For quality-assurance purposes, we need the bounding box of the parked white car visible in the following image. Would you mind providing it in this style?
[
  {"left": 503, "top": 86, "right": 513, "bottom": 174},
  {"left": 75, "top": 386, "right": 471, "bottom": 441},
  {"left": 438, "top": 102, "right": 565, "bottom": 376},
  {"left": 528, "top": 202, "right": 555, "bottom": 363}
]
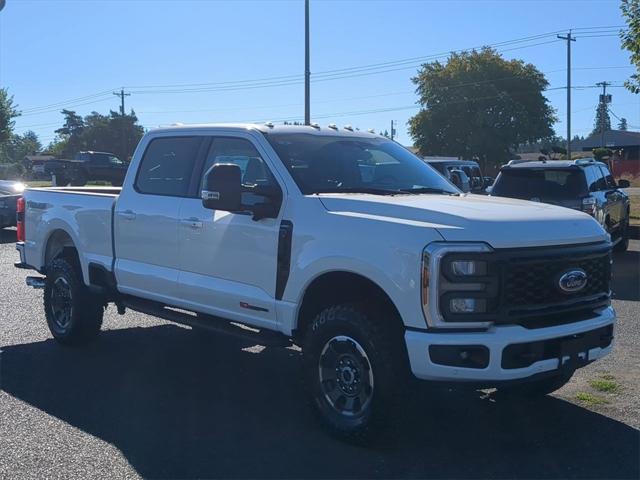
[{"left": 16, "top": 124, "right": 616, "bottom": 439}]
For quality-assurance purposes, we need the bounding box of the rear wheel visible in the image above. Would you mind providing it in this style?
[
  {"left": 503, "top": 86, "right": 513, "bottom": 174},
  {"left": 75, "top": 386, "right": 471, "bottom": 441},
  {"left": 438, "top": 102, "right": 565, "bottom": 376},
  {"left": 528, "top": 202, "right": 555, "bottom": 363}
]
[
  {"left": 44, "top": 257, "right": 104, "bottom": 345},
  {"left": 303, "top": 304, "right": 404, "bottom": 440}
]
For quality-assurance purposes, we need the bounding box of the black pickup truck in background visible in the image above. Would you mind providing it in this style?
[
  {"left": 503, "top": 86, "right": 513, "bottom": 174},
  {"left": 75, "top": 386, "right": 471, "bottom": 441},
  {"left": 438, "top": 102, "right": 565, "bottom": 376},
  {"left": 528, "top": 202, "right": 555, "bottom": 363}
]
[{"left": 42, "top": 151, "right": 129, "bottom": 186}]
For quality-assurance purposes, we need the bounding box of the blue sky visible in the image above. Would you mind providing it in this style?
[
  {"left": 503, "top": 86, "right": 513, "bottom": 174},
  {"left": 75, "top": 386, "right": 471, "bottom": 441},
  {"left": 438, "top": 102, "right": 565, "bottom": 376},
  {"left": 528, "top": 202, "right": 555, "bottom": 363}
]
[{"left": 1, "top": 0, "right": 638, "bottom": 147}]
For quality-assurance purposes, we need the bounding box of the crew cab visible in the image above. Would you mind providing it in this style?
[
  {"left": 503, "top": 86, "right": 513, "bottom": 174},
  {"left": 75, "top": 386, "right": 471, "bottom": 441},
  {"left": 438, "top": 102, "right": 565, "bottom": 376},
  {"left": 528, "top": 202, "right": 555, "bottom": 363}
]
[
  {"left": 15, "top": 124, "right": 616, "bottom": 439},
  {"left": 43, "top": 151, "right": 128, "bottom": 186}
]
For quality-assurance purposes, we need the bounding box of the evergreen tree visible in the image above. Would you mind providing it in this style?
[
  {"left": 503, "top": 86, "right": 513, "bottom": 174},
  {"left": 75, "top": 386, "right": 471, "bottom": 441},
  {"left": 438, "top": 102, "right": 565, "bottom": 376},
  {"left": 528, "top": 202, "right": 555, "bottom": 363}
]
[
  {"left": 591, "top": 103, "right": 611, "bottom": 136},
  {"left": 618, "top": 117, "right": 628, "bottom": 131}
]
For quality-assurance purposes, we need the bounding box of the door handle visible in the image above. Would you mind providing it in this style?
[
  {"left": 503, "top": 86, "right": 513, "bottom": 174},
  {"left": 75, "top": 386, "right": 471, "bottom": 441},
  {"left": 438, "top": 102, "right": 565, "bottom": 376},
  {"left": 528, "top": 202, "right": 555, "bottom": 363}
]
[
  {"left": 181, "top": 217, "right": 203, "bottom": 229},
  {"left": 118, "top": 210, "right": 136, "bottom": 221}
]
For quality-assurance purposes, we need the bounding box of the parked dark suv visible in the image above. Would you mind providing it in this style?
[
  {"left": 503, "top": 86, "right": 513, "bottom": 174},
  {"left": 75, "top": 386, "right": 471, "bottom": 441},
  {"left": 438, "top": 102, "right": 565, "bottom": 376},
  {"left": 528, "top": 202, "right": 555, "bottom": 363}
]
[
  {"left": 424, "top": 158, "right": 486, "bottom": 193},
  {"left": 490, "top": 158, "right": 631, "bottom": 251}
]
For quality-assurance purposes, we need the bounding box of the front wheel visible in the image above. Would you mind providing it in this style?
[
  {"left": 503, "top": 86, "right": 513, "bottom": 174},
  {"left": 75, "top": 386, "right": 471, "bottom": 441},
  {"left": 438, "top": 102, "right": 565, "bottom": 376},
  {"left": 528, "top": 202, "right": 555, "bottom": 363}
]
[
  {"left": 44, "top": 258, "right": 104, "bottom": 345},
  {"left": 302, "top": 304, "right": 403, "bottom": 440}
]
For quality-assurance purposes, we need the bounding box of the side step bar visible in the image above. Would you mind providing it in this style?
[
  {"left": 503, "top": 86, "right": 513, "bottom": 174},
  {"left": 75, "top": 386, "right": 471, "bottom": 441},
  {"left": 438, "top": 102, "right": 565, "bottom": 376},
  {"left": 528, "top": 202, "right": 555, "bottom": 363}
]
[
  {"left": 122, "top": 296, "right": 291, "bottom": 348},
  {"left": 26, "top": 276, "right": 46, "bottom": 289}
]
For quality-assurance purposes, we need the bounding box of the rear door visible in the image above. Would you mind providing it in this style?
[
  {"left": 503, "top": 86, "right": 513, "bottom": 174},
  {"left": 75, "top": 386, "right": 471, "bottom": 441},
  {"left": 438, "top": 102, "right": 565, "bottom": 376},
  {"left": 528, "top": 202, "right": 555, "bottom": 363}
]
[
  {"left": 114, "top": 135, "right": 206, "bottom": 302},
  {"left": 176, "top": 134, "right": 284, "bottom": 330}
]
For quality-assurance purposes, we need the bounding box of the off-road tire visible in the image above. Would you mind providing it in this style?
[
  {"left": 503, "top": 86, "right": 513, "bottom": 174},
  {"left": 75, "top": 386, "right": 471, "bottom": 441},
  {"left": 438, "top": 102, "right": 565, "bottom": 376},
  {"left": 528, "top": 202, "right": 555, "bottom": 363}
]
[
  {"left": 302, "top": 304, "right": 404, "bottom": 441},
  {"left": 44, "top": 258, "right": 104, "bottom": 345}
]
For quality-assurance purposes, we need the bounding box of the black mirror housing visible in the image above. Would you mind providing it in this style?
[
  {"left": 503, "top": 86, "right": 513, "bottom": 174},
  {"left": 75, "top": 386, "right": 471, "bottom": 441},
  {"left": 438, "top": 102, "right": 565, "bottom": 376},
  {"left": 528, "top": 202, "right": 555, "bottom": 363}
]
[
  {"left": 618, "top": 179, "right": 631, "bottom": 189},
  {"left": 202, "top": 163, "right": 242, "bottom": 212}
]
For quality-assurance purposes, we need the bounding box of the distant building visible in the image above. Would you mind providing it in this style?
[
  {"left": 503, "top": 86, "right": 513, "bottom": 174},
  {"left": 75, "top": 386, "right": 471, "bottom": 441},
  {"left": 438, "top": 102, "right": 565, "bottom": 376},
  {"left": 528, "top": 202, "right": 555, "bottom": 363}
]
[{"left": 574, "top": 130, "right": 640, "bottom": 177}]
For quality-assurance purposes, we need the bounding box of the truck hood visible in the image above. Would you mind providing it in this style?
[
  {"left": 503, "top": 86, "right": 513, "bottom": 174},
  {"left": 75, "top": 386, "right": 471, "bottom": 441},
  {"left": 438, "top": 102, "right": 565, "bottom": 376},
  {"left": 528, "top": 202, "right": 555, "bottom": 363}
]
[{"left": 318, "top": 193, "right": 607, "bottom": 248}]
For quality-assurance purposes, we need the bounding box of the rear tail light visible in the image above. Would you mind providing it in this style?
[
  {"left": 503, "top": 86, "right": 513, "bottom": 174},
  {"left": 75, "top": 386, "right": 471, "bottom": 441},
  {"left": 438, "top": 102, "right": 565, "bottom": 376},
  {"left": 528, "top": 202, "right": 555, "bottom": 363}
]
[
  {"left": 581, "top": 196, "right": 596, "bottom": 216},
  {"left": 16, "top": 197, "right": 25, "bottom": 242}
]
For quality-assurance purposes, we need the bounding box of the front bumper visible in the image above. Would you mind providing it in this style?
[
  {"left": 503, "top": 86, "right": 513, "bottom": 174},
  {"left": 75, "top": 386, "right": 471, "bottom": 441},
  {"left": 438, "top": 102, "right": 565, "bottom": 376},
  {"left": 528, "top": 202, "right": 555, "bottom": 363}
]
[{"left": 405, "top": 306, "right": 615, "bottom": 382}]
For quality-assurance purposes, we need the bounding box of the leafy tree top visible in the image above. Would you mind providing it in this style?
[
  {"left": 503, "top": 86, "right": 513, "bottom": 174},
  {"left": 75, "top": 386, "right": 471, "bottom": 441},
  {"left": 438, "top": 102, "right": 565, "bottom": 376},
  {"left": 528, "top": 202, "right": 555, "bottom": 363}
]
[
  {"left": 621, "top": 0, "right": 640, "bottom": 93},
  {"left": 409, "top": 47, "right": 556, "bottom": 166},
  {"left": 0, "top": 88, "right": 20, "bottom": 144}
]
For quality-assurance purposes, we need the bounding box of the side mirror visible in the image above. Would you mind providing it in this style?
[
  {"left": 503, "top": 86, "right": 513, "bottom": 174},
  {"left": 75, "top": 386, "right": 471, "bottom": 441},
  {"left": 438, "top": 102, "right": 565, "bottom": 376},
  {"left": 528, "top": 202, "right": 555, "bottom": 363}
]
[
  {"left": 618, "top": 179, "right": 630, "bottom": 189},
  {"left": 202, "top": 163, "right": 242, "bottom": 212}
]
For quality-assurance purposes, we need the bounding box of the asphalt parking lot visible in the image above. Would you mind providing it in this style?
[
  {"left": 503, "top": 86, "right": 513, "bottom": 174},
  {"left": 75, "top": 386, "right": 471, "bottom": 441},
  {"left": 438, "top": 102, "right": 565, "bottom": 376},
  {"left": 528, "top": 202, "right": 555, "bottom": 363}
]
[{"left": 1, "top": 228, "right": 638, "bottom": 479}]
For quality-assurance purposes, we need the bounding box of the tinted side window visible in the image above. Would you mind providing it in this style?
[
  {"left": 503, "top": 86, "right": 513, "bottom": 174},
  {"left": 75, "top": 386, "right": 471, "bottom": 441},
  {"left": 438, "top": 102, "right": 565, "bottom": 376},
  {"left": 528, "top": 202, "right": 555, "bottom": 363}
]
[
  {"left": 136, "top": 137, "right": 202, "bottom": 196},
  {"left": 599, "top": 166, "right": 617, "bottom": 189},
  {"left": 201, "top": 137, "right": 278, "bottom": 206},
  {"left": 92, "top": 154, "right": 109, "bottom": 164}
]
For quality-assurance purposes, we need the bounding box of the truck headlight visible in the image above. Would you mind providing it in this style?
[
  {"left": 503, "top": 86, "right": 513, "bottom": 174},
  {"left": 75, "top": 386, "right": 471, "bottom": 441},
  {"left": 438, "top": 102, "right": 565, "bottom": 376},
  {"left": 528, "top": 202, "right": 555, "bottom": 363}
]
[
  {"left": 450, "top": 260, "right": 487, "bottom": 276},
  {"left": 422, "top": 243, "right": 496, "bottom": 329}
]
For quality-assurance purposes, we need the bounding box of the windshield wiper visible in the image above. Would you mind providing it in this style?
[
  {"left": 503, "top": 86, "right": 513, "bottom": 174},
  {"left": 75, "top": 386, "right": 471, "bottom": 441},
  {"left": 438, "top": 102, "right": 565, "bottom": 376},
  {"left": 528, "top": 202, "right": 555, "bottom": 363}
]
[
  {"left": 398, "top": 187, "right": 459, "bottom": 195},
  {"left": 311, "top": 187, "right": 400, "bottom": 196}
]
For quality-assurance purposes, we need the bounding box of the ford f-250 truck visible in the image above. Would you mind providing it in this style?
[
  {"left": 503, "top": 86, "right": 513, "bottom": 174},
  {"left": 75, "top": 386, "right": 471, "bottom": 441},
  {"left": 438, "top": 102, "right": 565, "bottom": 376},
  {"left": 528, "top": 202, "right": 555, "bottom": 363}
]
[{"left": 15, "top": 124, "right": 616, "bottom": 439}]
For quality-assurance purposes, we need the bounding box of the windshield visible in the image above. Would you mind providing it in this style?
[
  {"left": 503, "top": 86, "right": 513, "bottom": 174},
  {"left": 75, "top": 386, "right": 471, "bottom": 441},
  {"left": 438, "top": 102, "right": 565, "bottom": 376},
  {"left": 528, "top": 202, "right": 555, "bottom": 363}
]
[
  {"left": 492, "top": 168, "right": 588, "bottom": 200},
  {"left": 265, "top": 133, "right": 459, "bottom": 195}
]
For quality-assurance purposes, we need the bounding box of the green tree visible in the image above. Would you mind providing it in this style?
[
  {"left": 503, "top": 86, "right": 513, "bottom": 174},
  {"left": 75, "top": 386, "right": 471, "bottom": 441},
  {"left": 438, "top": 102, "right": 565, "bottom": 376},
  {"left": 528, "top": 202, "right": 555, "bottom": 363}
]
[
  {"left": 55, "top": 109, "right": 85, "bottom": 157},
  {"left": 409, "top": 48, "right": 555, "bottom": 168},
  {"left": 52, "top": 109, "right": 144, "bottom": 160},
  {"left": 592, "top": 102, "right": 612, "bottom": 136},
  {"left": 593, "top": 147, "right": 613, "bottom": 161},
  {"left": 621, "top": 0, "right": 640, "bottom": 93},
  {"left": 618, "top": 117, "right": 628, "bottom": 130},
  {"left": 0, "top": 88, "right": 20, "bottom": 144}
]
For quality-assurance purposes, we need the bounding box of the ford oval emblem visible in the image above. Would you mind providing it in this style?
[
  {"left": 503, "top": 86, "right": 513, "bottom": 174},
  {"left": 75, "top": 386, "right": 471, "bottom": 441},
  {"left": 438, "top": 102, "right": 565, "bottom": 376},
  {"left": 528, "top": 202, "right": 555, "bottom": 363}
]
[{"left": 558, "top": 269, "right": 588, "bottom": 293}]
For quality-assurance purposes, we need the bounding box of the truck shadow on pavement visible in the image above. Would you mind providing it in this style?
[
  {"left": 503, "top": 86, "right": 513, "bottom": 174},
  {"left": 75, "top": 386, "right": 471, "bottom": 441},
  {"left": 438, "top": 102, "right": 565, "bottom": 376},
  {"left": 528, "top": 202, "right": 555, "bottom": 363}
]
[{"left": 1, "top": 324, "right": 638, "bottom": 479}]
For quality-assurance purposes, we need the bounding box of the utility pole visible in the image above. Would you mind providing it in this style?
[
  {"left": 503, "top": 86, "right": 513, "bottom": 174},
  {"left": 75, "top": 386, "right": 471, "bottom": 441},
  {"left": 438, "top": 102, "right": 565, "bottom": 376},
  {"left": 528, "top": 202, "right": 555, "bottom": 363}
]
[
  {"left": 113, "top": 88, "right": 131, "bottom": 160},
  {"left": 390, "top": 120, "right": 396, "bottom": 141},
  {"left": 113, "top": 88, "right": 130, "bottom": 116},
  {"left": 557, "top": 31, "right": 576, "bottom": 159},
  {"left": 596, "top": 81, "right": 612, "bottom": 148},
  {"left": 304, "top": 0, "right": 310, "bottom": 125}
]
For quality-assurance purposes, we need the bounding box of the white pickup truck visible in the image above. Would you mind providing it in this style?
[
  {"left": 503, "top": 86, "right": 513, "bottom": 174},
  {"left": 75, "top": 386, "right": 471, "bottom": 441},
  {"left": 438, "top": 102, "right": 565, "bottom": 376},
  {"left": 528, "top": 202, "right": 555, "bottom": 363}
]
[{"left": 15, "top": 124, "right": 616, "bottom": 438}]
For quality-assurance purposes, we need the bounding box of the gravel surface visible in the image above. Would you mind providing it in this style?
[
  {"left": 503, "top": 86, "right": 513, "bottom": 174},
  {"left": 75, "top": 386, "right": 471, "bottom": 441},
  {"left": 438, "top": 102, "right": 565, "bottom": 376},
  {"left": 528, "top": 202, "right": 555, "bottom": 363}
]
[{"left": 1, "top": 228, "right": 638, "bottom": 479}]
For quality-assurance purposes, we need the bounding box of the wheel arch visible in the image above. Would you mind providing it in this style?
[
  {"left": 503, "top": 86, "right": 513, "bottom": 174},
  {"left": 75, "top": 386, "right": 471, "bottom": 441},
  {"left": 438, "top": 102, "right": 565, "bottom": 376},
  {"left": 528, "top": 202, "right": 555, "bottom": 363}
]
[
  {"left": 294, "top": 270, "right": 405, "bottom": 345},
  {"left": 43, "top": 228, "right": 81, "bottom": 276}
]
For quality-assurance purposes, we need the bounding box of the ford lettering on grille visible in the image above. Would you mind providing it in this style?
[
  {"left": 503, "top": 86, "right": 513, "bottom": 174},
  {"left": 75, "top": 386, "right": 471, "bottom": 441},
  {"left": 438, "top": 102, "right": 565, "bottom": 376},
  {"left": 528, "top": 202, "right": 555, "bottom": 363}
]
[{"left": 558, "top": 269, "right": 588, "bottom": 293}]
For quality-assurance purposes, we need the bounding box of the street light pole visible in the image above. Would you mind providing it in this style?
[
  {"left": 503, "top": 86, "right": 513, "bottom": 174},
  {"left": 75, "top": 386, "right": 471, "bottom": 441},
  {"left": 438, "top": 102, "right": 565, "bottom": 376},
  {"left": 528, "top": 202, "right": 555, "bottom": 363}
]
[{"left": 304, "top": 0, "right": 310, "bottom": 125}]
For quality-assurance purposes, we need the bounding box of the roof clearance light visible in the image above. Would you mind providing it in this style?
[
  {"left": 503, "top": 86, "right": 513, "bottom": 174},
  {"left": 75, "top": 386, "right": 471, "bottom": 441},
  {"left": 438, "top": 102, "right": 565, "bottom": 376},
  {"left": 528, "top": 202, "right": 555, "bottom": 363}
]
[
  {"left": 367, "top": 128, "right": 375, "bottom": 134},
  {"left": 310, "top": 123, "right": 320, "bottom": 129},
  {"left": 264, "top": 121, "right": 274, "bottom": 128},
  {"left": 328, "top": 123, "right": 338, "bottom": 130},
  {"left": 344, "top": 125, "right": 353, "bottom": 131}
]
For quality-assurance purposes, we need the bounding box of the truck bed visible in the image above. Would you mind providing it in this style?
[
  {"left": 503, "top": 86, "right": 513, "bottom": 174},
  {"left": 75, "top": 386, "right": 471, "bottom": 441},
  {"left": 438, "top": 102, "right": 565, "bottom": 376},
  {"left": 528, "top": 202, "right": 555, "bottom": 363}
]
[{"left": 22, "top": 187, "right": 120, "bottom": 284}]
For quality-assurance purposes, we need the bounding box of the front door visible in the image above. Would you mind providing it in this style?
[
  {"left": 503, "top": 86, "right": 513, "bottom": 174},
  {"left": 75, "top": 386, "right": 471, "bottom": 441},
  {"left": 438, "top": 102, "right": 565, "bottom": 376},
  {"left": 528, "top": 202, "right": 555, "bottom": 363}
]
[{"left": 177, "top": 135, "right": 284, "bottom": 330}]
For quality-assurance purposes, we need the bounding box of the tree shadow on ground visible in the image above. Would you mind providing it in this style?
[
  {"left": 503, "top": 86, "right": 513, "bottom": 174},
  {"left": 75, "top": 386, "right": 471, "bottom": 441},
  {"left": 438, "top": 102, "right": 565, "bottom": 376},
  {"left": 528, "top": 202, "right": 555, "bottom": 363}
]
[{"left": 2, "top": 325, "right": 638, "bottom": 479}]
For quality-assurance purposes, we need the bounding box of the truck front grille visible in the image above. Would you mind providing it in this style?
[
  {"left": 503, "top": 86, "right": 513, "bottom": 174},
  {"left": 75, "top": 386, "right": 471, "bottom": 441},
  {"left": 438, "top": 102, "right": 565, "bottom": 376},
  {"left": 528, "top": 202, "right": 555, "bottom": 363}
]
[{"left": 498, "top": 243, "right": 611, "bottom": 325}]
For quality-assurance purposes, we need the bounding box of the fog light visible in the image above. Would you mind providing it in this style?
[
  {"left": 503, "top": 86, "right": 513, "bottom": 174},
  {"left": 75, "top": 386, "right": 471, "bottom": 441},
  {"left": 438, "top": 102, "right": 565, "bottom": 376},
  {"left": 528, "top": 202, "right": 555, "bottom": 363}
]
[
  {"left": 451, "top": 260, "right": 486, "bottom": 276},
  {"left": 450, "top": 298, "right": 487, "bottom": 313}
]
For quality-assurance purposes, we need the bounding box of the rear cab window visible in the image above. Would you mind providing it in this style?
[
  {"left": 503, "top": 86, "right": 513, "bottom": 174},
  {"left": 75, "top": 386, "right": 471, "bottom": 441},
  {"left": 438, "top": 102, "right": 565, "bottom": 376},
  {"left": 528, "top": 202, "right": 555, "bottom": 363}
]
[
  {"left": 493, "top": 168, "right": 588, "bottom": 200},
  {"left": 135, "top": 136, "right": 203, "bottom": 197}
]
